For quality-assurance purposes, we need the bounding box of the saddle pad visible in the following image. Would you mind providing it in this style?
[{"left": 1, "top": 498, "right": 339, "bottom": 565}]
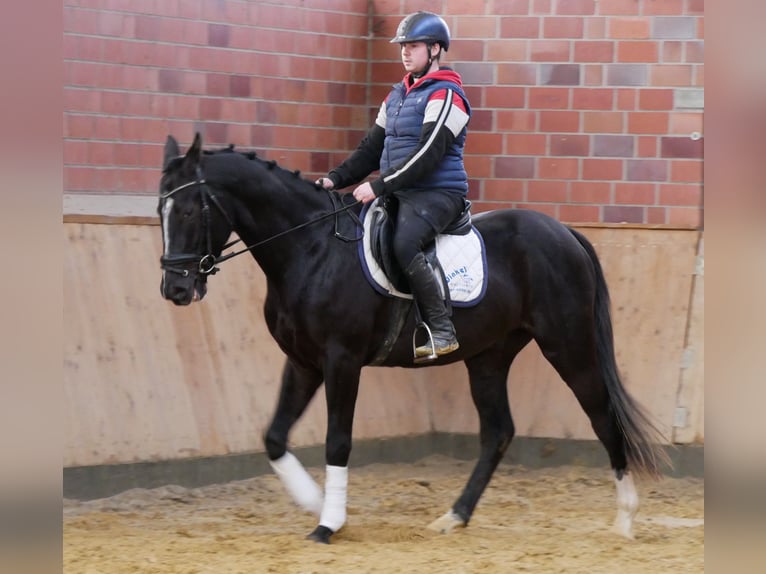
[{"left": 358, "top": 201, "right": 488, "bottom": 307}]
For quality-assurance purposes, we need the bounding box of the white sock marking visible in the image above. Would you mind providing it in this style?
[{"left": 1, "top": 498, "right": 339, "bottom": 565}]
[{"left": 613, "top": 472, "right": 639, "bottom": 539}]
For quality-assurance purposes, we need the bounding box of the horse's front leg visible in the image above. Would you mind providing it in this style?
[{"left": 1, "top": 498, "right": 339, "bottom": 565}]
[
  {"left": 307, "top": 353, "right": 363, "bottom": 544},
  {"left": 265, "top": 358, "right": 324, "bottom": 515}
]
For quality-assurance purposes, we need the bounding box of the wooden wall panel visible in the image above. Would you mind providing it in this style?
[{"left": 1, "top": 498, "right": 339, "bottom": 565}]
[
  {"left": 64, "top": 223, "right": 703, "bottom": 467},
  {"left": 426, "top": 228, "right": 703, "bottom": 444}
]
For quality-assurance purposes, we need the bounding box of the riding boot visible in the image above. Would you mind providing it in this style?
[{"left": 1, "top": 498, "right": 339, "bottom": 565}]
[{"left": 404, "top": 253, "right": 459, "bottom": 359}]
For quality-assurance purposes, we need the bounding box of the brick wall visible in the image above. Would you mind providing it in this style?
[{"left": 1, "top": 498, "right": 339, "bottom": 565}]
[{"left": 64, "top": 0, "right": 704, "bottom": 227}]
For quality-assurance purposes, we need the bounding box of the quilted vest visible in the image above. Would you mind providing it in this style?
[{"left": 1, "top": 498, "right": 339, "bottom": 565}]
[{"left": 381, "top": 78, "right": 471, "bottom": 195}]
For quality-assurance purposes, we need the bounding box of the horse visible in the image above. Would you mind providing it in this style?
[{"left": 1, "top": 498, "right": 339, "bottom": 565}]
[{"left": 157, "top": 133, "right": 668, "bottom": 544}]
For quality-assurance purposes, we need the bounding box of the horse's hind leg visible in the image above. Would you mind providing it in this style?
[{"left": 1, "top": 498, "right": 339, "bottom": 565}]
[
  {"left": 535, "top": 333, "right": 639, "bottom": 538},
  {"left": 264, "top": 358, "right": 324, "bottom": 516},
  {"left": 428, "top": 335, "right": 529, "bottom": 533}
]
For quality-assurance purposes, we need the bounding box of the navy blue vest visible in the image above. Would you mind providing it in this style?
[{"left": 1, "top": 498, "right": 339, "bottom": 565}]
[{"left": 381, "top": 78, "right": 471, "bottom": 195}]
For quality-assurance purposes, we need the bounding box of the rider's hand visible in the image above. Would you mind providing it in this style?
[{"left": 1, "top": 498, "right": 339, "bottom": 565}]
[
  {"left": 316, "top": 177, "right": 335, "bottom": 190},
  {"left": 352, "top": 182, "right": 376, "bottom": 204}
]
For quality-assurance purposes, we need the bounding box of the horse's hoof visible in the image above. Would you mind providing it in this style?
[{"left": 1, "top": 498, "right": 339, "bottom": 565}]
[
  {"left": 306, "top": 525, "right": 334, "bottom": 544},
  {"left": 611, "top": 518, "right": 635, "bottom": 540},
  {"left": 427, "top": 510, "right": 465, "bottom": 534}
]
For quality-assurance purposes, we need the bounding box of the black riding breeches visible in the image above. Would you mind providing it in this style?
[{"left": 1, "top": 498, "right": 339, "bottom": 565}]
[{"left": 391, "top": 190, "right": 465, "bottom": 270}]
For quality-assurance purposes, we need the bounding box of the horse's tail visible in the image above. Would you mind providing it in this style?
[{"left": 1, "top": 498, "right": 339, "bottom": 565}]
[{"left": 568, "top": 227, "right": 671, "bottom": 479}]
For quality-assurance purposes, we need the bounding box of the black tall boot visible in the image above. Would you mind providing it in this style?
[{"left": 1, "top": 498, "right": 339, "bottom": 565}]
[{"left": 404, "top": 253, "right": 459, "bottom": 359}]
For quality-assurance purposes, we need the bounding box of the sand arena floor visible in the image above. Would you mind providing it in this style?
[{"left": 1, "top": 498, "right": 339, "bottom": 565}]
[{"left": 64, "top": 456, "right": 703, "bottom": 573}]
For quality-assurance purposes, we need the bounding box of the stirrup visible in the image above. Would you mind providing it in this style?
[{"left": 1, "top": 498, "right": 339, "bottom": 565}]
[{"left": 412, "top": 322, "right": 438, "bottom": 363}]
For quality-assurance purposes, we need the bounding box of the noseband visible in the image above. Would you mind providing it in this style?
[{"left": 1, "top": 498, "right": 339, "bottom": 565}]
[{"left": 159, "top": 168, "right": 234, "bottom": 278}]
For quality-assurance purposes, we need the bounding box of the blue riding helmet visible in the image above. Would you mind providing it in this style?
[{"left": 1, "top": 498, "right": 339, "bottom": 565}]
[{"left": 389, "top": 11, "right": 450, "bottom": 51}]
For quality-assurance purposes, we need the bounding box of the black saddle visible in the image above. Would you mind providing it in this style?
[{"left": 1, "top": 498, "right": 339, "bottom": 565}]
[{"left": 369, "top": 196, "right": 472, "bottom": 294}]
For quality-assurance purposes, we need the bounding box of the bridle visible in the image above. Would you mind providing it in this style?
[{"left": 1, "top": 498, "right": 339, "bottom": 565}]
[{"left": 159, "top": 166, "right": 363, "bottom": 279}]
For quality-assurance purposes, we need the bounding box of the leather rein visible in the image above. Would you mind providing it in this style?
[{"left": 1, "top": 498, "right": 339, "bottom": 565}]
[{"left": 159, "top": 168, "right": 363, "bottom": 278}]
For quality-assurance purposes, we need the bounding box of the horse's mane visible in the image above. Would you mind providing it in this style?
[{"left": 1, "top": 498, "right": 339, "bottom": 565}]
[{"left": 203, "top": 145, "right": 314, "bottom": 185}]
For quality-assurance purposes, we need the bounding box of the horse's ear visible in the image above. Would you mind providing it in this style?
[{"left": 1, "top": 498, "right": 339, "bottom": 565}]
[
  {"left": 163, "top": 135, "right": 180, "bottom": 170},
  {"left": 184, "top": 132, "right": 203, "bottom": 167}
]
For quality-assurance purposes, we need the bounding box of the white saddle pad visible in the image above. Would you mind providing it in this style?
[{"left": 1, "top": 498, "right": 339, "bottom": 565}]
[{"left": 357, "top": 201, "right": 487, "bottom": 307}]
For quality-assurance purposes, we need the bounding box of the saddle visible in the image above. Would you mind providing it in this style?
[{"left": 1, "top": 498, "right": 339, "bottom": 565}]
[{"left": 360, "top": 196, "right": 486, "bottom": 307}]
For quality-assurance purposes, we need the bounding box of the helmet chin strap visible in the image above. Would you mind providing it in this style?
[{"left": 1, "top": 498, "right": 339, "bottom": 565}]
[{"left": 412, "top": 44, "right": 439, "bottom": 79}]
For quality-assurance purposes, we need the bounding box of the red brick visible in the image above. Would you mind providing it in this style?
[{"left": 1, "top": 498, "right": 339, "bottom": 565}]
[
  {"left": 585, "top": 17, "right": 606, "bottom": 38},
  {"left": 543, "top": 17, "right": 584, "bottom": 38},
  {"left": 464, "top": 155, "right": 493, "bottom": 178},
  {"left": 670, "top": 160, "right": 703, "bottom": 183},
  {"left": 500, "top": 17, "right": 540, "bottom": 38},
  {"left": 486, "top": 40, "right": 528, "bottom": 62},
  {"left": 609, "top": 18, "right": 650, "bottom": 39},
  {"left": 560, "top": 204, "right": 600, "bottom": 223},
  {"left": 669, "top": 113, "right": 703, "bottom": 135},
  {"left": 646, "top": 207, "right": 667, "bottom": 224},
  {"left": 593, "top": 134, "right": 634, "bottom": 157},
  {"left": 66, "top": 115, "right": 94, "bottom": 139},
  {"left": 482, "top": 179, "right": 526, "bottom": 202},
  {"left": 618, "top": 41, "right": 658, "bottom": 63},
  {"left": 505, "top": 134, "right": 547, "bottom": 155},
  {"left": 650, "top": 65, "right": 693, "bottom": 87},
  {"left": 496, "top": 157, "right": 536, "bottom": 178},
  {"left": 583, "top": 158, "right": 622, "bottom": 180},
  {"left": 584, "top": 65, "right": 604, "bottom": 86},
  {"left": 604, "top": 205, "right": 644, "bottom": 223},
  {"left": 626, "top": 159, "right": 668, "bottom": 182},
  {"left": 628, "top": 112, "right": 669, "bottom": 134},
  {"left": 64, "top": 141, "right": 89, "bottom": 165},
  {"left": 615, "top": 182, "right": 656, "bottom": 204},
  {"left": 528, "top": 180, "right": 568, "bottom": 202},
  {"left": 667, "top": 207, "right": 702, "bottom": 228},
  {"left": 662, "top": 41, "right": 683, "bottom": 63},
  {"left": 497, "top": 63, "right": 538, "bottom": 85},
  {"left": 598, "top": 0, "right": 640, "bottom": 15},
  {"left": 616, "top": 88, "right": 637, "bottom": 110},
  {"left": 555, "top": 0, "right": 595, "bottom": 15},
  {"left": 484, "top": 87, "right": 526, "bottom": 108},
  {"left": 659, "top": 184, "right": 702, "bottom": 206},
  {"left": 540, "top": 111, "right": 580, "bottom": 132},
  {"left": 573, "top": 88, "right": 613, "bottom": 110},
  {"left": 550, "top": 134, "right": 590, "bottom": 156},
  {"left": 573, "top": 41, "right": 614, "bottom": 62},
  {"left": 465, "top": 134, "right": 505, "bottom": 154},
  {"left": 541, "top": 64, "right": 581, "bottom": 86},
  {"left": 445, "top": 3, "right": 490, "bottom": 16},
  {"left": 686, "top": 41, "right": 704, "bottom": 64},
  {"left": 583, "top": 112, "right": 624, "bottom": 133},
  {"left": 570, "top": 181, "right": 611, "bottom": 203},
  {"left": 638, "top": 89, "right": 673, "bottom": 110},
  {"left": 530, "top": 40, "right": 571, "bottom": 61},
  {"left": 539, "top": 157, "right": 579, "bottom": 179},
  {"left": 661, "top": 136, "right": 704, "bottom": 159},
  {"left": 533, "top": 0, "right": 552, "bottom": 14},
  {"left": 496, "top": 110, "right": 537, "bottom": 132},
  {"left": 493, "top": 0, "right": 532, "bottom": 15},
  {"left": 644, "top": 0, "right": 684, "bottom": 15},
  {"left": 637, "top": 136, "right": 658, "bottom": 157},
  {"left": 529, "top": 87, "right": 570, "bottom": 109}
]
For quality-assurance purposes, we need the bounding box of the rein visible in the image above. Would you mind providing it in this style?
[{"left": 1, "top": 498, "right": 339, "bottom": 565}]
[{"left": 160, "top": 172, "right": 363, "bottom": 276}]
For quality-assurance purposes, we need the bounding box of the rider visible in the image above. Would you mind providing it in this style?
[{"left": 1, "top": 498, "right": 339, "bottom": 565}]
[{"left": 316, "top": 11, "right": 472, "bottom": 360}]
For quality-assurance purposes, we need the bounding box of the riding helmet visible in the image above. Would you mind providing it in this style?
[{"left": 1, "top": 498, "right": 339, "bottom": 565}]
[{"left": 390, "top": 11, "right": 450, "bottom": 51}]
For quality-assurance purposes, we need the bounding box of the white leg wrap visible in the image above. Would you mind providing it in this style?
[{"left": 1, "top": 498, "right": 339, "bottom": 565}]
[
  {"left": 612, "top": 472, "right": 639, "bottom": 539},
  {"left": 319, "top": 465, "right": 348, "bottom": 533},
  {"left": 269, "top": 452, "right": 323, "bottom": 516}
]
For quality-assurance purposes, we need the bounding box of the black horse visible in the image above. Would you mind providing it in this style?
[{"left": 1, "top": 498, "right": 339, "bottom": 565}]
[{"left": 158, "top": 133, "right": 667, "bottom": 544}]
